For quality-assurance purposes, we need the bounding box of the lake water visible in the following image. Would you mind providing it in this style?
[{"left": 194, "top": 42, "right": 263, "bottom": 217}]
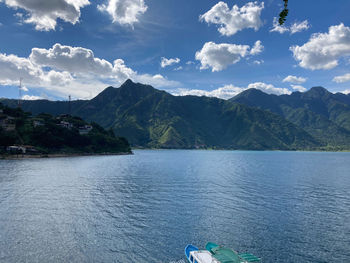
[{"left": 0, "top": 150, "right": 350, "bottom": 262}]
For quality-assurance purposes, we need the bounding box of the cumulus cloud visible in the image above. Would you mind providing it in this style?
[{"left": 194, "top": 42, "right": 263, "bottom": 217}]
[
  {"left": 0, "top": 53, "right": 45, "bottom": 86},
  {"left": 173, "top": 82, "right": 291, "bottom": 100},
  {"left": 160, "top": 57, "right": 180, "bottom": 68},
  {"left": 200, "top": 1, "right": 264, "bottom": 36},
  {"left": 250, "top": 40, "right": 264, "bottom": 55},
  {"left": 0, "top": 44, "right": 179, "bottom": 99},
  {"left": 0, "top": 0, "right": 90, "bottom": 31},
  {"left": 247, "top": 82, "right": 291, "bottom": 95},
  {"left": 282, "top": 75, "right": 307, "bottom": 84},
  {"left": 270, "top": 17, "right": 310, "bottom": 34},
  {"left": 291, "top": 85, "right": 307, "bottom": 92},
  {"left": 290, "top": 23, "right": 350, "bottom": 70},
  {"left": 290, "top": 20, "right": 310, "bottom": 34},
  {"left": 29, "top": 43, "right": 133, "bottom": 80},
  {"left": 195, "top": 41, "right": 263, "bottom": 72},
  {"left": 333, "top": 73, "right": 350, "bottom": 83},
  {"left": 21, "top": 95, "right": 43, "bottom": 100},
  {"left": 98, "top": 0, "right": 147, "bottom": 26},
  {"left": 175, "top": 85, "right": 244, "bottom": 100}
]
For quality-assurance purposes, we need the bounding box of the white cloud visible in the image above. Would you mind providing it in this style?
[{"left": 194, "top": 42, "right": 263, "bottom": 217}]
[
  {"left": 247, "top": 82, "right": 291, "bottom": 95},
  {"left": 341, "top": 89, "right": 350, "bottom": 95},
  {"left": 30, "top": 44, "right": 118, "bottom": 76},
  {"left": 270, "top": 17, "right": 289, "bottom": 34},
  {"left": 0, "top": 44, "right": 179, "bottom": 99},
  {"left": 160, "top": 57, "right": 180, "bottom": 68},
  {"left": 250, "top": 40, "right": 264, "bottom": 55},
  {"left": 291, "top": 85, "right": 307, "bottom": 92},
  {"left": 0, "top": 0, "right": 90, "bottom": 31},
  {"left": 173, "top": 82, "right": 291, "bottom": 100},
  {"left": 98, "top": 0, "right": 147, "bottom": 26},
  {"left": 290, "top": 23, "right": 350, "bottom": 70},
  {"left": 22, "top": 95, "right": 43, "bottom": 100},
  {"left": 21, "top": 86, "right": 28, "bottom": 92},
  {"left": 253, "top": 60, "right": 264, "bottom": 65},
  {"left": 282, "top": 75, "right": 307, "bottom": 84},
  {"left": 0, "top": 52, "right": 45, "bottom": 86},
  {"left": 333, "top": 73, "right": 350, "bottom": 83},
  {"left": 29, "top": 43, "right": 135, "bottom": 81},
  {"left": 135, "top": 74, "right": 179, "bottom": 88},
  {"left": 195, "top": 41, "right": 263, "bottom": 72},
  {"left": 175, "top": 85, "right": 244, "bottom": 100},
  {"left": 270, "top": 17, "right": 310, "bottom": 34},
  {"left": 290, "top": 20, "right": 310, "bottom": 34},
  {"left": 174, "top": 66, "right": 183, "bottom": 71},
  {"left": 200, "top": 1, "right": 264, "bottom": 36},
  {"left": 186, "top": 61, "right": 195, "bottom": 65}
]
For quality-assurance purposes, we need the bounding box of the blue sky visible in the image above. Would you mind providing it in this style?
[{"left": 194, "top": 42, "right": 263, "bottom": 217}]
[{"left": 0, "top": 0, "right": 350, "bottom": 100}]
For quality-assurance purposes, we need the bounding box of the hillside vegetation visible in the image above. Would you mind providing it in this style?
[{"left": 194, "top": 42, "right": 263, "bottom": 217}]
[
  {"left": 0, "top": 103, "right": 131, "bottom": 155},
  {"left": 2, "top": 80, "right": 350, "bottom": 150}
]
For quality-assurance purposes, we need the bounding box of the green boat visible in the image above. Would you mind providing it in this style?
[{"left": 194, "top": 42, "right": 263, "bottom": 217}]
[{"left": 205, "top": 242, "right": 261, "bottom": 263}]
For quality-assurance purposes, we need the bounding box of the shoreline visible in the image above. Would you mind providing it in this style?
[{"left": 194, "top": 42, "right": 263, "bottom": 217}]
[
  {"left": 0, "top": 151, "right": 133, "bottom": 160},
  {"left": 131, "top": 147, "right": 350, "bottom": 153}
]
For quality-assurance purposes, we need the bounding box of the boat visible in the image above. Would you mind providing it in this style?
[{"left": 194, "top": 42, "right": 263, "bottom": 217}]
[
  {"left": 185, "top": 244, "right": 221, "bottom": 263},
  {"left": 206, "top": 242, "right": 261, "bottom": 263}
]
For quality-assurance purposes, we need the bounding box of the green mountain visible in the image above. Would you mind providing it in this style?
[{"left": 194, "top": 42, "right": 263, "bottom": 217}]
[
  {"left": 230, "top": 87, "right": 350, "bottom": 149},
  {"left": 0, "top": 103, "right": 131, "bottom": 155},
  {"left": 1, "top": 80, "right": 319, "bottom": 150}
]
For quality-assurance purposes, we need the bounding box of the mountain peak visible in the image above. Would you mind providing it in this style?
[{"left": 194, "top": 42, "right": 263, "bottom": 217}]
[
  {"left": 306, "top": 86, "right": 330, "bottom": 97},
  {"left": 231, "top": 88, "right": 272, "bottom": 101},
  {"left": 121, "top": 79, "right": 135, "bottom": 87}
]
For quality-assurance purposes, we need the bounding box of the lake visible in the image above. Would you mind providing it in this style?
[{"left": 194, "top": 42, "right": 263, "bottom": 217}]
[{"left": 0, "top": 150, "right": 350, "bottom": 262}]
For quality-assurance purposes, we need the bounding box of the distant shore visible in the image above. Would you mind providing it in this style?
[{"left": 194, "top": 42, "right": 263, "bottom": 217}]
[
  {"left": 132, "top": 147, "right": 350, "bottom": 152},
  {"left": 0, "top": 151, "right": 133, "bottom": 160}
]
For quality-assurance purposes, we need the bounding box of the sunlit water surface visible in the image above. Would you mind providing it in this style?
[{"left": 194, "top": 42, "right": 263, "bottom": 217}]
[{"left": 0, "top": 150, "right": 350, "bottom": 262}]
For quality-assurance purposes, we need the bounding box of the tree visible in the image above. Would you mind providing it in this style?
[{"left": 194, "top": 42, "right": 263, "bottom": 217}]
[{"left": 279, "top": 0, "right": 289, "bottom": 25}]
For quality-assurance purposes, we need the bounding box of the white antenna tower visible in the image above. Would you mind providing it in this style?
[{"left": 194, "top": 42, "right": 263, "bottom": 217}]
[
  {"left": 68, "top": 95, "right": 71, "bottom": 115},
  {"left": 18, "top": 78, "right": 23, "bottom": 108}
]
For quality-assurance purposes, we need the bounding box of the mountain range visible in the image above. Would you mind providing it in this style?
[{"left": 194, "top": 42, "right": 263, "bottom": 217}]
[{"left": 2, "top": 79, "right": 350, "bottom": 150}]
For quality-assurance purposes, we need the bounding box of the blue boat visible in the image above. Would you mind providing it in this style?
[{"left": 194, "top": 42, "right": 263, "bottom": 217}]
[{"left": 185, "top": 244, "right": 198, "bottom": 262}]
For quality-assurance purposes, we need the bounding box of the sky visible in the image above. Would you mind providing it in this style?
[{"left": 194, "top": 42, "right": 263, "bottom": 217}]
[{"left": 0, "top": 0, "right": 350, "bottom": 101}]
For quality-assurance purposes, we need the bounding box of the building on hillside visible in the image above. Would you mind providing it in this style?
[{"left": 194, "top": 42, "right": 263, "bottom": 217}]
[
  {"left": 6, "top": 145, "right": 26, "bottom": 154},
  {"left": 6, "top": 145, "right": 38, "bottom": 154},
  {"left": 33, "top": 119, "right": 44, "bottom": 127},
  {"left": 0, "top": 116, "right": 16, "bottom": 131},
  {"left": 58, "top": 121, "right": 73, "bottom": 130},
  {"left": 56, "top": 114, "right": 70, "bottom": 120},
  {"left": 79, "top": 125, "right": 93, "bottom": 135}
]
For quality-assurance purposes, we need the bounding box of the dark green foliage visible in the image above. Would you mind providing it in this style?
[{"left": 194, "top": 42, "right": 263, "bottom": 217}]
[
  {"left": 230, "top": 87, "right": 350, "bottom": 150},
  {"left": 3, "top": 80, "right": 350, "bottom": 151},
  {"left": 0, "top": 104, "right": 131, "bottom": 154},
  {"left": 70, "top": 80, "right": 318, "bottom": 150},
  {"left": 279, "top": 0, "right": 289, "bottom": 25}
]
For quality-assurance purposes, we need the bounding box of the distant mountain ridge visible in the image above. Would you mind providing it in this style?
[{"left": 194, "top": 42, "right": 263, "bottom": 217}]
[
  {"left": 1, "top": 80, "right": 350, "bottom": 150},
  {"left": 230, "top": 87, "right": 350, "bottom": 149}
]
